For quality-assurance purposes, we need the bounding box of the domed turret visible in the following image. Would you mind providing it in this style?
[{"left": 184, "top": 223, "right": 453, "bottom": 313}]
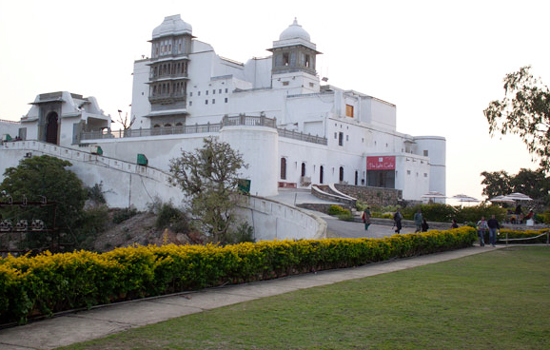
[
  {"left": 268, "top": 18, "right": 321, "bottom": 80},
  {"left": 152, "top": 15, "right": 192, "bottom": 39},
  {"left": 279, "top": 18, "right": 310, "bottom": 41}
]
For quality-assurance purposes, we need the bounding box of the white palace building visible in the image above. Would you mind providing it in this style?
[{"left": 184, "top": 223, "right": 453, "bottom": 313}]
[{"left": 0, "top": 15, "right": 446, "bottom": 212}]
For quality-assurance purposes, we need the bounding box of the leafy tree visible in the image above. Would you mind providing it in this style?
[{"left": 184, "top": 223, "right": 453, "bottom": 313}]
[
  {"left": 480, "top": 170, "right": 512, "bottom": 199},
  {"left": 484, "top": 66, "right": 550, "bottom": 170},
  {"left": 169, "top": 137, "right": 248, "bottom": 244},
  {"left": 511, "top": 168, "right": 550, "bottom": 204},
  {"left": 480, "top": 168, "right": 550, "bottom": 205},
  {"left": 0, "top": 155, "right": 87, "bottom": 250}
]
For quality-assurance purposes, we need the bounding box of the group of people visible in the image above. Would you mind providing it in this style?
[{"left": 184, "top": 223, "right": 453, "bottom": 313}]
[
  {"left": 476, "top": 215, "right": 500, "bottom": 247},
  {"left": 361, "top": 207, "right": 503, "bottom": 248},
  {"left": 360, "top": 207, "right": 429, "bottom": 234}
]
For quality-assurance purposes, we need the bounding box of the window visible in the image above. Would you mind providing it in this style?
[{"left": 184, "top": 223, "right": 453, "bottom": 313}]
[
  {"left": 219, "top": 89, "right": 222, "bottom": 94},
  {"left": 319, "top": 165, "right": 324, "bottom": 184},
  {"left": 280, "top": 158, "right": 287, "bottom": 180},
  {"left": 339, "top": 167, "right": 344, "bottom": 182},
  {"left": 198, "top": 91, "right": 201, "bottom": 96},
  {"left": 283, "top": 53, "right": 290, "bottom": 66},
  {"left": 309, "top": 82, "right": 314, "bottom": 87},
  {"left": 212, "top": 99, "right": 215, "bottom": 104},
  {"left": 205, "top": 100, "right": 208, "bottom": 105},
  {"left": 346, "top": 104, "right": 354, "bottom": 118},
  {"left": 346, "top": 135, "right": 349, "bottom": 141},
  {"left": 423, "top": 150, "right": 429, "bottom": 157},
  {"left": 225, "top": 98, "right": 228, "bottom": 103},
  {"left": 355, "top": 171, "right": 358, "bottom": 186},
  {"left": 283, "top": 81, "right": 289, "bottom": 86},
  {"left": 206, "top": 90, "right": 208, "bottom": 95},
  {"left": 225, "top": 88, "right": 228, "bottom": 93},
  {"left": 213, "top": 89, "right": 215, "bottom": 94},
  {"left": 190, "top": 92, "right": 193, "bottom": 97},
  {"left": 338, "top": 132, "right": 344, "bottom": 146},
  {"left": 424, "top": 173, "right": 428, "bottom": 178},
  {"left": 301, "top": 163, "right": 306, "bottom": 177},
  {"left": 407, "top": 170, "right": 411, "bottom": 175},
  {"left": 189, "top": 101, "right": 192, "bottom": 106},
  {"left": 334, "top": 132, "right": 337, "bottom": 139}
]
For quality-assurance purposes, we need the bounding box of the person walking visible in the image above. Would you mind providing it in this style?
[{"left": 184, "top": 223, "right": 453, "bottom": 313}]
[
  {"left": 421, "top": 219, "right": 429, "bottom": 232},
  {"left": 414, "top": 209, "right": 423, "bottom": 233},
  {"left": 476, "top": 216, "right": 488, "bottom": 247},
  {"left": 394, "top": 208, "right": 403, "bottom": 234},
  {"left": 487, "top": 215, "right": 500, "bottom": 247},
  {"left": 361, "top": 207, "right": 371, "bottom": 231}
]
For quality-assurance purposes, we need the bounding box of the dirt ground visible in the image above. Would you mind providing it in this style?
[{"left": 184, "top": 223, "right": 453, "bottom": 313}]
[{"left": 92, "top": 211, "right": 202, "bottom": 252}]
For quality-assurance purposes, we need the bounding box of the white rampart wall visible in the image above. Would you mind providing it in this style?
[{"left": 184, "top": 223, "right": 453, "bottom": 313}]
[
  {"left": 0, "top": 141, "right": 327, "bottom": 241},
  {"left": 0, "top": 141, "right": 183, "bottom": 210},
  {"left": 238, "top": 196, "right": 327, "bottom": 241}
]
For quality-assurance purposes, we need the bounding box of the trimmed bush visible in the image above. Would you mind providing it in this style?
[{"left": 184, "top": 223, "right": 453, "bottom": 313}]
[{"left": 0, "top": 227, "right": 476, "bottom": 325}]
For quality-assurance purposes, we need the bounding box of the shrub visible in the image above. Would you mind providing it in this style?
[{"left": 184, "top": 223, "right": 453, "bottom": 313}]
[
  {"left": 328, "top": 205, "right": 350, "bottom": 216},
  {"left": 112, "top": 207, "right": 138, "bottom": 224},
  {"left": 155, "top": 203, "right": 191, "bottom": 234}
]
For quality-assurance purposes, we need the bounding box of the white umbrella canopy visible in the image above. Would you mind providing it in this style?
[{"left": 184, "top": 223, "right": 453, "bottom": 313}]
[
  {"left": 489, "top": 195, "right": 516, "bottom": 203},
  {"left": 506, "top": 192, "right": 533, "bottom": 201},
  {"left": 452, "top": 194, "right": 479, "bottom": 202},
  {"left": 421, "top": 191, "right": 447, "bottom": 203}
]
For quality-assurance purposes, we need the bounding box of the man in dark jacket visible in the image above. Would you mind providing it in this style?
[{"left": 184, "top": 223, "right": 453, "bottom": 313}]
[{"left": 487, "top": 215, "right": 500, "bottom": 247}]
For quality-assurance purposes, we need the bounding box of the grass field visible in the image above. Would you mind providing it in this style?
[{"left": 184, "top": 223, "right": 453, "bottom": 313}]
[{"left": 62, "top": 246, "right": 550, "bottom": 349}]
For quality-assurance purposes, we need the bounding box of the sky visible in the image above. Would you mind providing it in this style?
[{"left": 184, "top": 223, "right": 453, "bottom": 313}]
[{"left": 1, "top": 0, "right": 548, "bottom": 202}]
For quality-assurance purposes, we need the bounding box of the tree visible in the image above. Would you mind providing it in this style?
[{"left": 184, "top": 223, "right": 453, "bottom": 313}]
[
  {"left": 116, "top": 109, "right": 136, "bottom": 132},
  {"left": 0, "top": 155, "right": 87, "bottom": 250},
  {"left": 480, "top": 170, "right": 512, "bottom": 199},
  {"left": 169, "top": 137, "right": 248, "bottom": 244},
  {"left": 484, "top": 66, "right": 550, "bottom": 171}
]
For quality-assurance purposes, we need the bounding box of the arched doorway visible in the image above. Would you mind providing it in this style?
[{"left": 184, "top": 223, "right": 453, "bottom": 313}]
[{"left": 46, "top": 112, "right": 59, "bottom": 144}]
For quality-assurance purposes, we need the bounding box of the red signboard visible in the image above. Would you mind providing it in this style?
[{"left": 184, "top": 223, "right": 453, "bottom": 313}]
[{"left": 367, "top": 156, "right": 395, "bottom": 170}]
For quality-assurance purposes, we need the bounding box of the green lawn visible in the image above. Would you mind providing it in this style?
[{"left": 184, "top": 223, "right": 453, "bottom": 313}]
[{"left": 62, "top": 247, "right": 550, "bottom": 349}]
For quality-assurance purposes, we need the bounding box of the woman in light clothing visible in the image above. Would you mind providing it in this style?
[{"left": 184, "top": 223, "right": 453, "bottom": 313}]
[{"left": 476, "top": 216, "right": 488, "bottom": 247}]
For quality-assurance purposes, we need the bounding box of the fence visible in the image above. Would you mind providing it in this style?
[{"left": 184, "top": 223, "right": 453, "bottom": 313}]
[{"left": 80, "top": 115, "right": 328, "bottom": 145}]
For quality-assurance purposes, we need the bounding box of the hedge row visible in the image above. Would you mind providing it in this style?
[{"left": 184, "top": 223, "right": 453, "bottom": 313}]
[{"left": 0, "top": 227, "right": 476, "bottom": 324}]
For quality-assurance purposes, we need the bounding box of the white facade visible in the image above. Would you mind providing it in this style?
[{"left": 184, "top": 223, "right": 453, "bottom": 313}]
[{"left": 0, "top": 15, "right": 446, "bottom": 203}]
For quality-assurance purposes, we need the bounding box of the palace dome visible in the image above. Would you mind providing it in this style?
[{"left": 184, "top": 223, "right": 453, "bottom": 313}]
[
  {"left": 152, "top": 15, "right": 192, "bottom": 39},
  {"left": 279, "top": 18, "right": 310, "bottom": 42}
]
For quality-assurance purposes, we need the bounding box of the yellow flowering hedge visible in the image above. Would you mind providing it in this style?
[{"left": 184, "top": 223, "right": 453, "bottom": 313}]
[{"left": 0, "top": 227, "right": 476, "bottom": 324}]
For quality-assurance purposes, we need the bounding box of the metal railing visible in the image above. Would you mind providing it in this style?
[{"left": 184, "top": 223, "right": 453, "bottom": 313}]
[
  {"left": 277, "top": 128, "right": 327, "bottom": 145},
  {"left": 80, "top": 114, "right": 328, "bottom": 145}
]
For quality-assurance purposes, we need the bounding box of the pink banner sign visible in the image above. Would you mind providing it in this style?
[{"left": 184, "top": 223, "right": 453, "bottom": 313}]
[{"left": 367, "top": 156, "right": 395, "bottom": 170}]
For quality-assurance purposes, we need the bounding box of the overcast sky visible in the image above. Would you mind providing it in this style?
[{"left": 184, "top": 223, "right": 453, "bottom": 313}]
[{"left": 1, "top": 0, "right": 548, "bottom": 201}]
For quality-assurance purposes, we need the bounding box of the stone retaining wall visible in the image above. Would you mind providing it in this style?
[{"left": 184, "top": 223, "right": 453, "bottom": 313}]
[{"left": 335, "top": 184, "right": 402, "bottom": 207}]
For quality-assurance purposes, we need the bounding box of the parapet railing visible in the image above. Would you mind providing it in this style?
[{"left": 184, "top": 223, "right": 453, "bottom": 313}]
[
  {"left": 79, "top": 114, "right": 328, "bottom": 145},
  {"left": 500, "top": 231, "right": 550, "bottom": 246}
]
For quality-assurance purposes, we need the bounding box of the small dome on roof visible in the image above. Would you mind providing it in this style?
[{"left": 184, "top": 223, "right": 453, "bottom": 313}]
[
  {"left": 152, "top": 15, "right": 192, "bottom": 39},
  {"left": 279, "top": 18, "right": 310, "bottom": 42}
]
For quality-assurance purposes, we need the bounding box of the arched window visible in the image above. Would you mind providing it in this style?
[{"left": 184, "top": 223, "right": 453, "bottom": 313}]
[
  {"left": 339, "top": 167, "right": 344, "bottom": 182},
  {"left": 164, "top": 123, "right": 171, "bottom": 128},
  {"left": 301, "top": 163, "right": 306, "bottom": 177},
  {"left": 319, "top": 166, "right": 324, "bottom": 184},
  {"left": 280, "top": 158, "right": 287, "bottom": 180}
]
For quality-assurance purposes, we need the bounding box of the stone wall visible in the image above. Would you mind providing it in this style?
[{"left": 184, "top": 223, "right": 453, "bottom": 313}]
[{"left": 335, "top": 184, "right": 402, "bottom": 207}]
